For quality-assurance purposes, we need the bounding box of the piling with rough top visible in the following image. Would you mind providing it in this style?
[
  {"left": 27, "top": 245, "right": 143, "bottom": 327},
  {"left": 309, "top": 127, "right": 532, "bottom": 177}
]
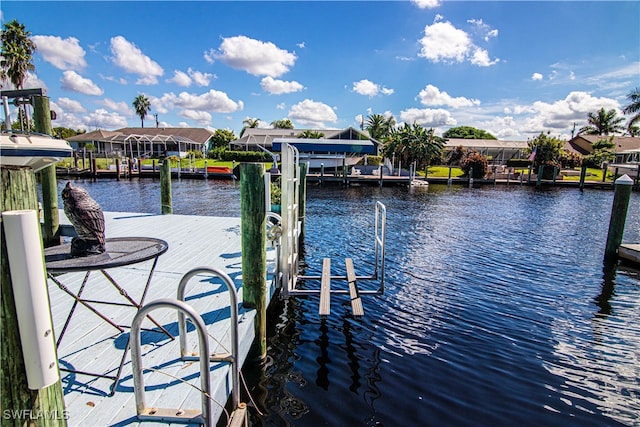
[
  {"left": 1, "top": 166, "right": 67, "bottom": 425},
  {"left": 160, "top": 160, "right": 172, "bottom": 214},
  {"left": 604, "top": 174, "right": 633, "bottom": 263},
  {"left": 240, "top": 163, "right": 267, "bottom": 361}
]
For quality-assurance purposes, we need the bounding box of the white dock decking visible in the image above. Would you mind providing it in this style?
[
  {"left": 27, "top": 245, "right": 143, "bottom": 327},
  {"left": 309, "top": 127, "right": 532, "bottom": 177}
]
[{"left": 48, "top": 211, "right": 276, "bottom": 426}]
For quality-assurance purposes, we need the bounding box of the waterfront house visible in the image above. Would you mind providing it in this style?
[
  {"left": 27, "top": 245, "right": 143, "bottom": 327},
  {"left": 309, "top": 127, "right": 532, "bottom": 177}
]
[
  {"left": 67, "top": 127, "right": 214, "bottom": 158},
  {"left": 231, "top": 127, "right": 382, "bottom": 155},
  {"left": 443, "top": 138, "right": 529, "bottom": 164}
]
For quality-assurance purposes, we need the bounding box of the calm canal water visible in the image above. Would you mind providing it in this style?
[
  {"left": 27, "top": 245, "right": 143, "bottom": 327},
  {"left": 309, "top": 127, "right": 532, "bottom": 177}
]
[{"left": 52, "top": 178, "right": 640, "bottom": 426}]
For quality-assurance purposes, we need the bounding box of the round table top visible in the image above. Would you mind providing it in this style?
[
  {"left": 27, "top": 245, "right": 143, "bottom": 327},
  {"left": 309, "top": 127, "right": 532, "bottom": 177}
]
[{"left": 45, "top": 237, "right": 168, "bottom": 272}]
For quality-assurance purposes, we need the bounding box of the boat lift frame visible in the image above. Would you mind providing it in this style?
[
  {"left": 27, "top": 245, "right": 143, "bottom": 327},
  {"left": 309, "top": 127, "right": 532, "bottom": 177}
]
[{"left": 276, "top": 142, "right": 387, "bottom": 315}]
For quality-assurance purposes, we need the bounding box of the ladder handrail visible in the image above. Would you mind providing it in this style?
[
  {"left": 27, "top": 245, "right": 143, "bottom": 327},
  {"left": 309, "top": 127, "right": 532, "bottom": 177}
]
[
  {"left": 131, "top": 298, "right": 212, "bottom": 426},
  {"left": 176, "top": 267, "right": 240, "bottom": 409},
  {"left": 374, "top": 200, "right": 386, "bottom": 293}
]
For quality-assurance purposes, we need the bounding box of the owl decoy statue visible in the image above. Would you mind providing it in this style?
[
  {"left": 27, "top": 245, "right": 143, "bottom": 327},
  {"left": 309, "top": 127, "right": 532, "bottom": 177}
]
[{"left": 61, "top": 182, "right": 106, "bottom": 257}]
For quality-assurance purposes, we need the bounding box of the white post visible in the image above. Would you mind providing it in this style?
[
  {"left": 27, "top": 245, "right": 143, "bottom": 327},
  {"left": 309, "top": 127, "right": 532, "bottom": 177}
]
[{"left": 2, "top": 210, "right": 60, "bottom": 389}]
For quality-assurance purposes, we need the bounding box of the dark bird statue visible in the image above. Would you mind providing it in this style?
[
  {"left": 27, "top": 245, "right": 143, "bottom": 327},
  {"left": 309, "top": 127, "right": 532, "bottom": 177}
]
[{"left": 61, "top": 182, "right": 106, "bottom": 257}]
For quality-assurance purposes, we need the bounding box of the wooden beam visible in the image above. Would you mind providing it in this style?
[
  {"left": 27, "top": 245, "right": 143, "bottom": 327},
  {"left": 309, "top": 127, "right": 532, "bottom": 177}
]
[
  {"left": 345, "top": 258, "right": 363, "bottom": 317},
  {"left": 319, "top": 258, "right": 331, "bottom": 316}
]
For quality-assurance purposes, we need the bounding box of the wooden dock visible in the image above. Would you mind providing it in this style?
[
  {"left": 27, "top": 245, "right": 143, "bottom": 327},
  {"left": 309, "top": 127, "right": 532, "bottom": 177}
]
[{"left": 48, "top": 211, "right": 276, "bottom": 426}]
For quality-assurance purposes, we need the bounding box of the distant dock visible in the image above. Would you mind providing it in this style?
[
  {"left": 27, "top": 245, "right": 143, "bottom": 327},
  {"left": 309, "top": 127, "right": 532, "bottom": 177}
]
[{"left": 49, "top": 211, "right": 276, "bottom": 426}]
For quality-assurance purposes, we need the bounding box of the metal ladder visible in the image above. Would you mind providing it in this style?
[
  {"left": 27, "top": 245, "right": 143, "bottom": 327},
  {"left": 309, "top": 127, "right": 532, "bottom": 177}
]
[{"left": 130, "top": 267, "right": 245, "bottom": 426}]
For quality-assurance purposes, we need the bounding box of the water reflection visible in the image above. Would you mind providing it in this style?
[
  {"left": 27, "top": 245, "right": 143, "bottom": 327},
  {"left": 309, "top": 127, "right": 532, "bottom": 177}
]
[{"left": 44, "top": 179, "right": 640, "bottom": 426}]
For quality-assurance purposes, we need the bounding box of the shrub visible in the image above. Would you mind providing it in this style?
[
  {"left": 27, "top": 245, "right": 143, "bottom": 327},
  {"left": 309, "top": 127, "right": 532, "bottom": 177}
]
[
  {"left": 559, "top": 151, "right": 582, "bottom": 168},
  {"left": 187, "top": 150, "right": 203, "bottom": 159},
  {"left": 364, "top": 155, "right": 383, "bottom": 166},
  {"left": 459, "top": 151, "right": 488, "bottom": 178},
  {"left": 219, "top": 150, "right": 272, "bottom": 162}
]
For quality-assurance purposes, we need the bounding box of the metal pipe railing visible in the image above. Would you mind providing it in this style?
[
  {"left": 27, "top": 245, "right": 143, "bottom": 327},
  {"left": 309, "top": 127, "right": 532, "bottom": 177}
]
[
  {"left": 176, "top": 267, "right": 240, "bottom": 409},
  {"left": 131, "top": 298, "right": 212, "bottom": 426}
]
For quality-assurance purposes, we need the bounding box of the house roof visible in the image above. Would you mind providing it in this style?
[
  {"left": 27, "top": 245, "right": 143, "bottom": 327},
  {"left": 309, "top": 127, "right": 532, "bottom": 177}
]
[
  {"left": 566, "top": 135, "right": 640, "bottom": 155},
  {"left": 67, "top": 127, "right": 214, "bottom": 145},
  {"left": 66, "top": 129, "right": 122, "bottom": 142},
  {"left": 272, "top": 138, "right": 375, "bottom": 154},
  {"left": 444, "top": 138, "right": 528, "bottom": 150},
  {"left": 232, "top": 127, "right": 378, "bottom": 148}
]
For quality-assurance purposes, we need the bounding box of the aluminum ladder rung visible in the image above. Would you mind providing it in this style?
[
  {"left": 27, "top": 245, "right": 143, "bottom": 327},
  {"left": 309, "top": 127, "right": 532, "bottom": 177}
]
[
  {"left": 345, "top": 258, "right": 364, "bottom": 317},
  {"left": 319, "top": 258, "right": 331, "bottom": 316}
]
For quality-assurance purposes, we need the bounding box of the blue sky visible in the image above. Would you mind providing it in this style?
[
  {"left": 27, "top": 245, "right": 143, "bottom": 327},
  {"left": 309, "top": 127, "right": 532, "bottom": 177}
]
[{"left": 2, "top": 1, "right": 639, "bottom": 140}]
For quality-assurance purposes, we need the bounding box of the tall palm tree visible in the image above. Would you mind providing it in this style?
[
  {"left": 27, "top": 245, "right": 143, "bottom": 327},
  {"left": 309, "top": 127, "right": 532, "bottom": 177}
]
[
  {"left": 1, "top": 20, "right": 37, "bottom": 130},
  {"left": 622, "top": 87, "right": 640, "bottom": 136},
  {"left": 132, "top": 94, "right": 151, "bottom": 128},
  {"left": 0, "top": 19, "right": 36, "bottom": 89},
  {"left": 239, "top": 117, "right": 260, "bottom": 137},
  {"left": 578, "top": 107, "right": 625, "bottom": 136}
]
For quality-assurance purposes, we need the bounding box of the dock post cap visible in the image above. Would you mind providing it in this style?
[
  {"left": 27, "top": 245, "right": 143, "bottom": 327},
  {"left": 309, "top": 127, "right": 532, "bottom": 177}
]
[{"left": 614, "top": 174, "right": 634, "bottom": 185}]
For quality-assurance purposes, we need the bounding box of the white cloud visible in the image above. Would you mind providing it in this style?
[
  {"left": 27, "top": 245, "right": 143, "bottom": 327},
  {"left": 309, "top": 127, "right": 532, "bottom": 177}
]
[
  {"left": 83, "top": 108, "right": 128, "bottom": 129},
  {"left": 32, "top": 35, "right": 87, "bottom": 70},
  {"left": 532, "top": 73, "right": 543, "bottom": 81},
  {"left": 418, "top": 20, "right": 498, "bottom": 66},
  {"left": 189, "top": 69, "right": 214, "bottom": 86},
  {"left": 352, "top": 79, "right": 394, "bottom": 98},
  {"left": 60, "top": 71, "right": 103, "bottom": 96},
  {"left": 412, "top": 0, "right": 441, "bottom": 9},
  {"left": 99, "top": 98, "right": 134, "bottom": 116},
  {"left": 209, "top": 35, "right": 297, "bottom": 77},
  {"left": 418, "top": 84, "right": 479, "bottom": 108},
  {"left": 531, "top": 91, "right": 620, "bottom": 127},
  {"left": 261, "top": 76, "right": 304, "bottom": 94},
  {"left": 168, "top": 70, "right": 192, "bottom": 87},
  {"left": 179, "top": 109, "right": 212, "bottom": 125},
  {"left": 288, "top": 99, "right": 338, "bottom": 128},
  {"left": 399, "top": 108, "right": 456, "bottom": 127},
  {"left": 56, "top": 97, "right": 86, "bottom": 113},
  {"left": 160, "top": 89, "right": 243, "bottom": 113},
  {"left": 276, "top": 102, "right": 286, "bottom": 110},
  {"left": 297, "top": 42, "right": 306, "bottom": 49},
  {"left": 168, "top": 68, "right": 214, "bottom": 87},
  {"left": 110, "top": 36, "right": 163, "bottom": 84}
]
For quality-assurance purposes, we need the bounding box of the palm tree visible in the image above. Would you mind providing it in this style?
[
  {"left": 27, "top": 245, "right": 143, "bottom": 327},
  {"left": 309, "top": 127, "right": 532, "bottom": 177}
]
[
  {"left": 364, "top": 114, "right": 393, "bottom": 141},
  {"left": 578, "top": 107, "right": 625, "bottom": 136},
  {"left": 271, "top": 119, "right": 294, "bottom": 129},
  {"left": 239, "top": 117, "right": 260, "bottom": 137},
  {"left": 1, "top": 20, "right": 37, "bottom": 130},
  {"left": 132, "top": 94, "right": 151, "bottom": 128},
  {"left": 383, "top": 123, "right": 444, "bottom": 171},
  {"left": 297, "top": 130, "right": 325, "bottom": 139},
  {"left": 622, "top": 87, "right": 640, "bottom": 136},
  {"left": 0, "top": 20, "right": 36, "bottom": 89}
]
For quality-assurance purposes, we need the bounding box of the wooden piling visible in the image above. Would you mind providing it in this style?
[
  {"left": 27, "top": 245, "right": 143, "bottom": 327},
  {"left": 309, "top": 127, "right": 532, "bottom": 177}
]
[
  {"left": 536, "top": 165, "right": 543, "bottom": 187},
  {"left": 115, "top": 158, "right": 121, "bottom": 181},
  {"left": 1, "top": 166, "right": 67, "bottom": 426},
  {"left": 239, "top": 163, "right": 267, "bottom": 361},
  {"left": 604, "top": 174, "right": 633, "bottom": 263},
  {"left": 579, "top": 164, "right": 587, "bottom": 191},
  {"left": 160, "top": 160, "right": 172, "bottom": 214},
  {"left": 33, "top": 95, "right": 61, "bottom": 247}
]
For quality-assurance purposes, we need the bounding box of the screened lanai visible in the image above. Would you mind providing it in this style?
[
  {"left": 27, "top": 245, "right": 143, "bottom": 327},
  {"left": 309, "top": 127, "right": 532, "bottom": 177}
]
[{"left": 100, "top": 133, "right": 203, "bottom": 158}]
